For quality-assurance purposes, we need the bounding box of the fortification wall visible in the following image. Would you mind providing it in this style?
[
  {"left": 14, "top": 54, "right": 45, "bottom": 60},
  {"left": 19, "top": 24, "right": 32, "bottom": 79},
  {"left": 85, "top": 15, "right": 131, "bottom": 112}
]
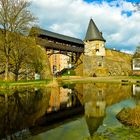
[
  {"left": 75, "top": 54, "right": 84, "bottom": 76},
  {"left": 83, "top": 49, "right": 132, "bottom": 77}
]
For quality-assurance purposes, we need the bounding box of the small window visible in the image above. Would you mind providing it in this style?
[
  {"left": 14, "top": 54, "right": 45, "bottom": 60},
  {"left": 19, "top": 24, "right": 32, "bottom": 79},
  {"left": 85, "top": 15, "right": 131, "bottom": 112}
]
[
  {"left": 98, "top": 62, "right": 102, "bottom": 67},
  {"left": 96, "top": 49, "right": 99, "bottom": 52}
]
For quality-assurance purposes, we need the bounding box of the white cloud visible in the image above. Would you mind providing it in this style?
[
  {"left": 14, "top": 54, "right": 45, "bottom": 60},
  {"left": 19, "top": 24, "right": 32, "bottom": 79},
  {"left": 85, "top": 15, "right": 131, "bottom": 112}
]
[
  {"left": 120, "top": 49, "right": 134, "bottom": 54},
  {"left": 30, "top": 0, "right": 140, "bottom": 52}
]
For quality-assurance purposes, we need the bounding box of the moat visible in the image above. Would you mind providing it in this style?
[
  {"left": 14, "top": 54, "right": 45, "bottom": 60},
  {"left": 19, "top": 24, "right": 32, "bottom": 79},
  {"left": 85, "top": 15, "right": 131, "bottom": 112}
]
[{"left": 0, "top": 82, "right": 140, "bottom": 140}]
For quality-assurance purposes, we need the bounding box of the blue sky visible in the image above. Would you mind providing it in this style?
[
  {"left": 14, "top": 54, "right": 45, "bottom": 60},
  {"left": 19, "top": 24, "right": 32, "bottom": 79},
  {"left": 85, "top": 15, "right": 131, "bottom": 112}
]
[
  {"left": 85, "top": 0, "right": 140, "bottom": 3},
  {"left": 30, "top": 0, "right": 140, "bottom": 54}
]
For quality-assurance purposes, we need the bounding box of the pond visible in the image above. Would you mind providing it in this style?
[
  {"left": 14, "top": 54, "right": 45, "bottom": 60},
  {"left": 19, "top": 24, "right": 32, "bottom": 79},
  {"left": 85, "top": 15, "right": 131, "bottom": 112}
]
[{"left": 0, "top": 82, "right": 140, "bottom": 140}]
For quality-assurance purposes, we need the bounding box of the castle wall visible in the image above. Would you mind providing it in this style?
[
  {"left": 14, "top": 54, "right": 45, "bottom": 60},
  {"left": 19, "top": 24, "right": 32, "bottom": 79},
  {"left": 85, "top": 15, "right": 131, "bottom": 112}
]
[
  {"left": 83, "top": 49, "right": 132, "bottom": 77},
  {"left": 75, "top": 53, "right": 84, "bottom": 76},
  {"left": 105, "top": 49, "right": 132, "bottom": 76}
]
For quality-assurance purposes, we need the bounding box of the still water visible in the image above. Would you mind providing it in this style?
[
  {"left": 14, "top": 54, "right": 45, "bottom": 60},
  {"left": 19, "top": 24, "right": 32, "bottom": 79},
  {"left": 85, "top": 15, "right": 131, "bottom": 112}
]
[{"left": 0, "top": 83, "right": 140, "bottom": 140}]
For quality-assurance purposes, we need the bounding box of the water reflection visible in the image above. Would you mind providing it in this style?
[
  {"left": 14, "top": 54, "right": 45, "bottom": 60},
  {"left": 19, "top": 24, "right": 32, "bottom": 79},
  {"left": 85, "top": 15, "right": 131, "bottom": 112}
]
[
  {"left": 31, "top": 86, "right": 83, "bottom": 137},
  {"left": 133, "top": 84, "right": 140, "bottom": 105},
  {"left": 0, "top": 85, "right": 83, "bottom": 140},
  {"left": 28, "top": 83, "right": 135, "bottom": 140},
  {"left": 0, "top": 82, "right": 140, "bottom": 140},
  {"left": 85, "top": 89, "right": 106, "bottom": 136},
  {"left": 75, "top": 83, "right": 132, "bottom": 137},
  {"left": 0, "top": 86, "right": 51, "bottom": 139}
]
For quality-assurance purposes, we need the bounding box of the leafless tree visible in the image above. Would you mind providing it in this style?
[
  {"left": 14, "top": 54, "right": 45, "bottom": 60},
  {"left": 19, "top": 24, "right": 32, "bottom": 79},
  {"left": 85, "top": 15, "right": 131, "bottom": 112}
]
[
  {"left": 0, "top": 0, "right": 36, "bottom": 81},
  {"left": 132, "top": 2, "right": 140, "bottom": 12},
  {"left": 133, "top": 44, "right": 140, "bottom": 58}
]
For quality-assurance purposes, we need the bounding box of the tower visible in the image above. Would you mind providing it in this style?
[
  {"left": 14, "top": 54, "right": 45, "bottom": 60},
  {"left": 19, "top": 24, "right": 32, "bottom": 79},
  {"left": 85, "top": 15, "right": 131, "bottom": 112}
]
[
  {"left": 83, "top": 19, "right": 107, "bottom": 76},
  {"left": 84, "top": 19, "right": 106, "bottom": 57},
  {"left": 83, "top": 19, "right": 132, "bottom": 77}
]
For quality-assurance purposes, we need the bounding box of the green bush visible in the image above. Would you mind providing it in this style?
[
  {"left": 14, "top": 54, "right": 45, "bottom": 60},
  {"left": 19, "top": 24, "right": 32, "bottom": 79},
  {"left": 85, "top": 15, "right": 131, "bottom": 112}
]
[{"left": 62, "top": 70, "right": 76, "bottom": 76}]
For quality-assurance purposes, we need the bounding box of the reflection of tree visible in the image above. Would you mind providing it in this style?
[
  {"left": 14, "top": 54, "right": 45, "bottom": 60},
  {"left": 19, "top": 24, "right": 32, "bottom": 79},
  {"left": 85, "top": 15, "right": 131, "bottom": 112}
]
[
  {"left": 132, "top": 2, "right": 140, "bottom": 11},
  {"left": 0, "top": 85, "right": 85, "bottom": 139},
  {"left": 0, "top": 86, "right": 51, "bottom": 139}
]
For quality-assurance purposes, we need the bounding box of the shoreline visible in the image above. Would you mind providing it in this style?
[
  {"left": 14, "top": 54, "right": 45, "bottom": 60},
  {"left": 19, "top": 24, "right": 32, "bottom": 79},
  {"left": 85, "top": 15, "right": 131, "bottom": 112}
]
[
  {"left": 59, "top": 76, "right": 140, "bottom": 84},
  {"left": 0, "top": 76, "right": 139, "bottom": 87}
]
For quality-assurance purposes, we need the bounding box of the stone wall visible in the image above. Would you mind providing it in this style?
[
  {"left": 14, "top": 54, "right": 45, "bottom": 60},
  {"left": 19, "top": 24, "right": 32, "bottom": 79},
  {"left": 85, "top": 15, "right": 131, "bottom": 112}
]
[
  {"left": 84, "top": 40, "right": 105, "bottom": 56},
  {"left": 75, "top": 53, "right": 84, "bottom": 76},
  {"left": 132, "top": 71, "right": 140, "bottom": 76},
  {"left": 82, "top": 49, "right": 132, "bottom": 77}
]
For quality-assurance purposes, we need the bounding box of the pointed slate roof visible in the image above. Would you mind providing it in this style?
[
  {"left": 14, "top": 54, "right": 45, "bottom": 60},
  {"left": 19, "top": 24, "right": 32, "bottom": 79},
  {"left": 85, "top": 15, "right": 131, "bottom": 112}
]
[{"left": 85, "top": 19, "right": 106, "bottom": 42}]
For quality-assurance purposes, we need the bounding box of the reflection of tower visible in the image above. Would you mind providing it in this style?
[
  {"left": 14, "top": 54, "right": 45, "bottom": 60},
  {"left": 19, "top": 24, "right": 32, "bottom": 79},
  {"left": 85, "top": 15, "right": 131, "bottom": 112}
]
[
  {"left": 85, "top": 89, "right": 106, "bottom": 136},
  {"left": 85, "top": 115, "right": 104, "bottom": 136},
  {"left": 96, "top": 90, "right": 106, "bottom": 116}
]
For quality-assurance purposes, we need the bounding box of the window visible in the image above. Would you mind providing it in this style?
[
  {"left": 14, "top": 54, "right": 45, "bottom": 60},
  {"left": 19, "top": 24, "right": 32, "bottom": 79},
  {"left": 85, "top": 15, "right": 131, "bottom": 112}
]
[
  {"left": 133, "top": 58, "right": 140, "bottom": 70},
  {"left": 98, "top": 62, "right": 102, "bottom": 67},
  {"left": 96, "top": 49, "right": 99, "bottom": 52}
]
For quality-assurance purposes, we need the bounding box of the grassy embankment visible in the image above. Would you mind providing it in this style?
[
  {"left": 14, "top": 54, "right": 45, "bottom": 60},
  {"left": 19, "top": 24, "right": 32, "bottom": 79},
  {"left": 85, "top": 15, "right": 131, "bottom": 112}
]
[
  {"left": 0, "top": 79, "right": 51, "bottom": 87},
  {"left": 59, "top": 76, "right": 140, "bottom": 85},
  {"left": 0, "top": 76, "right": 140, "bottom": 87}
]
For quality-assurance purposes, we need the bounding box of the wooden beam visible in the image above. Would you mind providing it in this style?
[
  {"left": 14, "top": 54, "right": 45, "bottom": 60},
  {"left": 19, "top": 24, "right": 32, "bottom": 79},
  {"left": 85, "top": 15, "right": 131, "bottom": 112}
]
[{"left": 36, "top": 38, "right": 84, "bottom": 53}]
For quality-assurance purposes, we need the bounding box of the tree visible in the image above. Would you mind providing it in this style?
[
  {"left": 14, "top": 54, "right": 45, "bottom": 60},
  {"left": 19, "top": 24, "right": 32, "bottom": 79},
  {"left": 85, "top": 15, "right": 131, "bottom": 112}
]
[
  {"left": 8, "top": 35, "right": 51, "bottom": 81},
  {"left": 28, "top": 45, "right": 52, "bottom": 80},
  {"left": 133, "top": 44, "right": 140, "bottom": 58},
  {"left": 0, "top": 0, "right": 36, "bottom": 80},
  {"left": 132, "top": 2, "right": 140, "bottom": 11},
  {"left": 9, "top": 35, "right": 36, "bottom": 81},
  {"left": 29, "top": 45, "right": 44, "bottom": 74}
]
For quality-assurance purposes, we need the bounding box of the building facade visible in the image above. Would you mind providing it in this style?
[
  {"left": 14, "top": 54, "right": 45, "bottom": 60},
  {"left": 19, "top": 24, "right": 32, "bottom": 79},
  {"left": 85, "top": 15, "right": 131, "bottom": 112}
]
[
  {"left": 132, "top": 52, "right": 140, "bottom": 75},
  {"left": 48, "top": 52, "right": 70, "bottom": 74}
]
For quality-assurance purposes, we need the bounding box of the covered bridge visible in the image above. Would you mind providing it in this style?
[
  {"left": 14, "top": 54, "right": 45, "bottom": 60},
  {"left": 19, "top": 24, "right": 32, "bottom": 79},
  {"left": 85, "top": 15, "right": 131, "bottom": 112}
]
[{"left": 29, "top": 27, "right": 84, "bottom": 53}]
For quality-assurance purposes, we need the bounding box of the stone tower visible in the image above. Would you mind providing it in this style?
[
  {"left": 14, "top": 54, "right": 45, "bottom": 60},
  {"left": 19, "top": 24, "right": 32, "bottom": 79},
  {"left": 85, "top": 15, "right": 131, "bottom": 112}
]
[
  {"left": 83, "top": 19, "right": 107, "bottom": 76},
  {"left": 84, "top": 19, "right": 106, "bottom": 57},
  {"left": 83, "top": 19, "right": 132, "bottom": 77}
]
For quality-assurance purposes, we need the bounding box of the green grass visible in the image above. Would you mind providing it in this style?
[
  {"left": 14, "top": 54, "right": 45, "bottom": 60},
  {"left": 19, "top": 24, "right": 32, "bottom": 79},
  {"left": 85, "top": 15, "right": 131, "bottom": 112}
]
[
  {"left": 129, "top": 76, "right": 140, "bottom": 79},
  {"left": 60, "top": 76, "right": 140, "bottom": 85},
  {"left": 0, "top": 75, "right": 139, "bottom": 87},
  {"left": 0, "top": 79, "right": 51, "bottom": 87},
  {"left": 89, "top": 127, "right": 140, "bottom": 140}
]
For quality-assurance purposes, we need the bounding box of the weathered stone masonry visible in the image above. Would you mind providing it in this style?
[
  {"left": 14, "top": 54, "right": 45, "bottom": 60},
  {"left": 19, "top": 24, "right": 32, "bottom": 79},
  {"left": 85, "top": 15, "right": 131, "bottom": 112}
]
[
  {"left": 83, "top": 49, "right": 132, "bottom": 77},
  {"left": 75, "top": 19, "right": 132, "bottom": 76}
]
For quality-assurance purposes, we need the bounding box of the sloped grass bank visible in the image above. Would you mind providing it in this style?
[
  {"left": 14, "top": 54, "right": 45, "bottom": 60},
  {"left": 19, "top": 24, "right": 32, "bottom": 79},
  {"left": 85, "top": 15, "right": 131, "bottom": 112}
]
[
  {"left": 117, "top": 105, "right": 140, "bottom": 127},
  {"left": 0, "top": 79, "right": 51, "bottom": 87},
  {"left": 87, "top": 127, "right": 140, "bottom": 140}
]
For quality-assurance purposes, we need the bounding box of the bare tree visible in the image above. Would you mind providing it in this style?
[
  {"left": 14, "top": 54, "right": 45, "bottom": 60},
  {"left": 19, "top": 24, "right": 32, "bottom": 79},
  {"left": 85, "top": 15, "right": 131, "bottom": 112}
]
[
  {"left": 132, "top": 2, "right": 140, "bottom": 12},
  {"left": 133, "top": 44, "right": 140, "bottom": 58},
  {"left": 0, "top": 0, "right": 36, "bottom": 81}
]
